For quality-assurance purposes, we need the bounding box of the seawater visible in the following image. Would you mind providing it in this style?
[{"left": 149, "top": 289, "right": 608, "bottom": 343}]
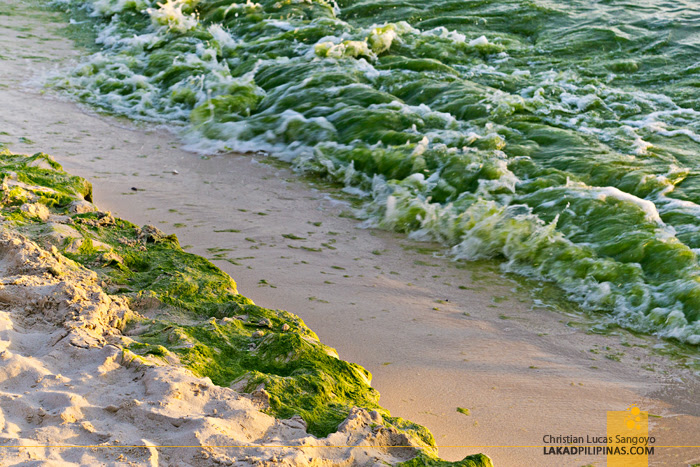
[{"left": 50, "top": 0, "right": 700, "bottom": 344}]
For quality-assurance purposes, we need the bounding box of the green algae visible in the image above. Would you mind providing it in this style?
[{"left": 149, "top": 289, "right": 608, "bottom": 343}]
[
  {"left": 399, "top": 453, "right": 494, "bottom": 467},
  {"left": 0, "top": 151, "right": 92, "bottom": 203},
  {"left": 130, "top": 310, "right": 383, "bottom": 436},
  {"left": 49, "top": 0, "right": 700, "bottom": 346},
  {"left": 282, "top": 233, "right": 306, "bottom": 240},
  {"left": 0, "top": 148, "right": 486, "bottom": 465}
]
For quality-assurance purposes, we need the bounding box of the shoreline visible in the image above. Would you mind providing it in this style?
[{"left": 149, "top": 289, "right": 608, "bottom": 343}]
[{"left": 0, "top": 1, "right": 699, "bottom": 465}]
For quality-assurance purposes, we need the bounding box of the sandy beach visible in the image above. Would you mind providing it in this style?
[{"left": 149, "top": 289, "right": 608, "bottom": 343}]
[{"left": 1, "top": 1, "right": 699, "bottom": 465}]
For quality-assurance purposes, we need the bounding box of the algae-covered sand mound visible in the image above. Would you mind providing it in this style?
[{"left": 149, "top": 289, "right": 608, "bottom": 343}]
[{"left": 0, "top": 148, "right": 493, "bottom": 466}]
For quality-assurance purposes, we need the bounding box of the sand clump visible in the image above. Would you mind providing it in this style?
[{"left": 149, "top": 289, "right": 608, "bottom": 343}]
[{"left": 0, "top": 227, "right": 419, "bottom": 466}]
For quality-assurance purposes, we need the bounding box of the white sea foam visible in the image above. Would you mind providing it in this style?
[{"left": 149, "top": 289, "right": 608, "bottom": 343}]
[
  {"left": 51, "top": 0, "right": 700, "bottom": 345},
  {"left": 468, "top": 35, "right": 489, "bottom": 47}
]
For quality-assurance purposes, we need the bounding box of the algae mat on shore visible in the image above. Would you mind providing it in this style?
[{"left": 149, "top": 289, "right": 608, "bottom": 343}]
[{"left": 0, "top": 148, "right": 492, "bottom": 466}]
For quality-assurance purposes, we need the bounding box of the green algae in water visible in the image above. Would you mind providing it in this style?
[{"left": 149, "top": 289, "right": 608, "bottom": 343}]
[
  {"left": 0, "top": 149, "right": 487, "bottom": 464},
  {"left": 48, "top": 0, "right": 700, "bottom": 346}
]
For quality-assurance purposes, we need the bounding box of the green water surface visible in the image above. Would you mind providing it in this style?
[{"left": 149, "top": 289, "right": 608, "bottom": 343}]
[{"left": 50, "top": 0, "right": 700, "bottom": 344}]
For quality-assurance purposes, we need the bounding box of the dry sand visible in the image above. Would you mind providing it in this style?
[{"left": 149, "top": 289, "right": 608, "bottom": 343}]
[{"left": 0, "top": 1, "right": 699, "bottom": 465}]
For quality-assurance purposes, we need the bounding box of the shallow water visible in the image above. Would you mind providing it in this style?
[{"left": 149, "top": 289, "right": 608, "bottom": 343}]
[{"left": 51, "top": 0, "right": 700, "bottom": 344}]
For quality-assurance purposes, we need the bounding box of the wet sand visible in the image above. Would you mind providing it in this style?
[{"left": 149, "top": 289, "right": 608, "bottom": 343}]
[{"left": 0, "top": 1, "right": 698, "bottom": 465}]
